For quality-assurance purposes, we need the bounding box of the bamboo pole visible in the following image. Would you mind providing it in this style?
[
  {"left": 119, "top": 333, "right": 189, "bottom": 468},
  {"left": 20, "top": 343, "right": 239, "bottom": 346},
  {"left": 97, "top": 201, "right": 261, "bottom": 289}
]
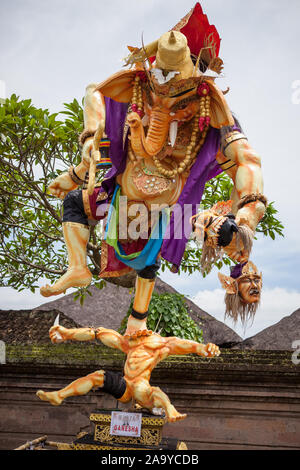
[{"left": 15, "top": 435, "right": 47, "bottom": 450}]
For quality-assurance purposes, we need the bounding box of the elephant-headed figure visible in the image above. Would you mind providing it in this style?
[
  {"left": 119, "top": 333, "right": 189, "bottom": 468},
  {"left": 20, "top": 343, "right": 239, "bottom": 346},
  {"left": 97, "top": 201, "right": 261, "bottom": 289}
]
[{"left": 40, "top": 3, "right": 267, "bottom": 333}]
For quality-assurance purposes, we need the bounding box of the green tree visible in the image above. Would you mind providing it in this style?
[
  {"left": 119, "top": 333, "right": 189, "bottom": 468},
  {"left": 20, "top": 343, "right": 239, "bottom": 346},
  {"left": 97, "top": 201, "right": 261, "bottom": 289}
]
[
  {"left": 0, "top": 94, "right": 106, "bottom": 293},
  {"left": 0, "top": 95, "right": 284, "bottom": 293}
]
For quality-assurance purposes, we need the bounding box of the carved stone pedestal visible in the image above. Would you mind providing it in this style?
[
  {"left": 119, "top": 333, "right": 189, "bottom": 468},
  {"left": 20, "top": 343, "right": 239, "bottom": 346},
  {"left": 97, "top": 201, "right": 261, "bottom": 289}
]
[{"left": 70, "top": 409, "right": 187, "bottom": 450}]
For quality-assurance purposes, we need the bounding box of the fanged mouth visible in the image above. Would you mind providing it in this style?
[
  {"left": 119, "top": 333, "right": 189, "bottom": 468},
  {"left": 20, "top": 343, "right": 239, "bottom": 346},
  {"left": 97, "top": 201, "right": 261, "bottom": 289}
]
[{"left": 249, "top": 288, "right": 260, "bottom": 296}]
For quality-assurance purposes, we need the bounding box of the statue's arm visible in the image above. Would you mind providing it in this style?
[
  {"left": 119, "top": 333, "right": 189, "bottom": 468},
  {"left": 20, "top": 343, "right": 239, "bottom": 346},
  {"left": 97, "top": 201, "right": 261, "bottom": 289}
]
[
  {"left": 49, "top": 325, "right": 96, "bottom": 343},
  {"left": 212, "top": 130, "right": 268, "bottom": 263},
  {"left": 95, "top": 327, "right": 126, "bottom": 353},
  {"left": 164, "top": 337, "right": 220, "bottom": 358},
  {"left": 81, "top": 83, "right": 106, "bottom": 142},
  {"left": 49, "top": 325, "right": 126, "bottom": 353},
  {"left": 48, "top": 84, "right": 106, "bottom": 199},
  {"left": 219, "top": 132, "right": 267, "bottom": 232}
]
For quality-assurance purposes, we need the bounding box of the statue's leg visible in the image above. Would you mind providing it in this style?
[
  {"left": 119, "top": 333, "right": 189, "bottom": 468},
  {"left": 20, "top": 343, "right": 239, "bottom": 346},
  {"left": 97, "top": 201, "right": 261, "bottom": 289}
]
[
  {"left": 124, "top": 260, "right": 160, "bottom": 336},
  {"left": 40, "top": 190, "right": 92, "bottom": 297},
  {"left": 36, "top": 370, "right": 132, "bottom": 406},
  {"left": 132, "top": 379, "right": 186, "bottom": 423}
]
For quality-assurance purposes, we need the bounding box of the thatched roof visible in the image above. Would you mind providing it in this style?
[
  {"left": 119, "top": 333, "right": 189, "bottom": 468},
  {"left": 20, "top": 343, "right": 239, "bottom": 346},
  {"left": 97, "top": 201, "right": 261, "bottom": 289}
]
[
  {"left": 1, "top": 279, "right": 298, "bottom": 350},
  {"left": 235, "top": 308, "right": 300, "bottom": 350},
  {"left": 0, "top": 309, "right": 80, "bottom": 344}
]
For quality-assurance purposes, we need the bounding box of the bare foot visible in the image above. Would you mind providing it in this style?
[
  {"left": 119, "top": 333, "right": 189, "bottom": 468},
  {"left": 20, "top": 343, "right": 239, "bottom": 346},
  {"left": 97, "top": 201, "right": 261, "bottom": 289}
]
[
  {"left": 168, "top": 412, "right": 187, "bottom": 423},
  {"left": 36, "top": 390, "right": 63, "bottom": 406},
  {"left": 124, "top": 316, "right": 148, "bottom": 337},
  {"left": 40, "top": 268, "right": 92, "bottom": 297}
]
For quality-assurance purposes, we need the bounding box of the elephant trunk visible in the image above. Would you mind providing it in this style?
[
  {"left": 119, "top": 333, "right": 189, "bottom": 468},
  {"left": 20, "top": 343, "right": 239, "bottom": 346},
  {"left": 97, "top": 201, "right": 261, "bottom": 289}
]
[
  {"left": 143, "top": 108, "right": 170, "bottom": 156},
  {"left": 128, "top": 108, "right": 170, "bottom": 158}
]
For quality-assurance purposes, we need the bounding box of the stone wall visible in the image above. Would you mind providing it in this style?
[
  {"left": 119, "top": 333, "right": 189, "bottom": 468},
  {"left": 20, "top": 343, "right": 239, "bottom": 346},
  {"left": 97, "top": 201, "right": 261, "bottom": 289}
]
[{"left": 0, "top": 345, "right": 299, "bottom": 450}]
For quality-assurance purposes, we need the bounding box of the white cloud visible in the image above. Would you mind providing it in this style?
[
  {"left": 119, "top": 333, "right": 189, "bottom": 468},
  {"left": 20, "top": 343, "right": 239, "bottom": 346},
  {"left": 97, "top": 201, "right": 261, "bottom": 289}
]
[
  {"left": 192, "top": 287, "right": 300, "bottom": 339},
  {"left": 0, "top": 277, "right": 75, "bottom": 310},
  {"left": 0, "top": 286, "right": 67, "bottom": 310}
]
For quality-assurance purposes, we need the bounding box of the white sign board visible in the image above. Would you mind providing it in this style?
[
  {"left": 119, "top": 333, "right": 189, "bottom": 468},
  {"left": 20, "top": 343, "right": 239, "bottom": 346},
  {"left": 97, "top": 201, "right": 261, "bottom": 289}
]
[{"left": 110, "top": 411, "right": 142, "bottom": 437}]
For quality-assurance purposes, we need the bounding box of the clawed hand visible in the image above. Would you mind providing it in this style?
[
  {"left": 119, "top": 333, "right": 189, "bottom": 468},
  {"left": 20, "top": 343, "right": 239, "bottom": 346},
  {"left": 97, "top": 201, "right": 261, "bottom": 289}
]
[
  {"left": 201, "top": 343, "right": 220, "bottom": 358},
  {"left": 47, "top": 138, "right": 92, "bottom": 200},
  {"left": 48, "top": 173, "right": 77, "bottom": 200},
  {"left": 49, "top": 325, "right": 68, "bottom": 344}
]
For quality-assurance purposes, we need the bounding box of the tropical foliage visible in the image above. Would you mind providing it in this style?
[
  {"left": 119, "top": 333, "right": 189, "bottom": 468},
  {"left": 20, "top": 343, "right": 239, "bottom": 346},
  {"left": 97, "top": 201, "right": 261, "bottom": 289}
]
[{"left": 119, "top": 292, "right": 203, "bottom": 342}]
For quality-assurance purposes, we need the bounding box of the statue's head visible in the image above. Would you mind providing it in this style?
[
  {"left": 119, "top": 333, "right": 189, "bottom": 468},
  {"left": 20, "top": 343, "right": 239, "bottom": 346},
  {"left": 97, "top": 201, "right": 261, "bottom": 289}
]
[
  {"left": 218, "top": 261, "right": 262, "bottom": 324},
  {"left": 237, "top": 271, "right": 262, "bottom": 304},
  {"left": 96, "top": 3, "right": 234, "bottom": 163},
  {"left": 155, "top": 31, "right": 194, "bottom": 80}
]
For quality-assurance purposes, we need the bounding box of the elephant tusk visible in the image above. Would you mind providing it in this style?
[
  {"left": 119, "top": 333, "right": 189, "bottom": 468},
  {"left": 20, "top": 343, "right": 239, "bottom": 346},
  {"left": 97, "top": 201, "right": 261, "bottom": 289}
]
[
  {"left": 142, "top": 114, "right": 149, "bottom": 127},
  {"left": 169, "top": 120, "right": 178, "bottom": 147}
]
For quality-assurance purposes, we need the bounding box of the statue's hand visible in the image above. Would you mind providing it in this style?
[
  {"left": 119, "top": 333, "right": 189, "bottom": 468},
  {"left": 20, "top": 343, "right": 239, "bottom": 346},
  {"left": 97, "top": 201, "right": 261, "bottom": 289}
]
[
  {"left": 48, "top": 172, "right": 77, "bottom": 199},
  {"left": 49, "top": 325, "right": 69, "bottom": 344},
  {"left": 235, "top": 199, "right": 266, "bottom": 232},
  {"left": 46, "top": 136, "right": 94, "bottom": 200},
  {"left": 124, "top": 47, "right": 144, "bottom": 66},
  {"left": 199, "top": 343, "right": 220, "bottom": 358}
]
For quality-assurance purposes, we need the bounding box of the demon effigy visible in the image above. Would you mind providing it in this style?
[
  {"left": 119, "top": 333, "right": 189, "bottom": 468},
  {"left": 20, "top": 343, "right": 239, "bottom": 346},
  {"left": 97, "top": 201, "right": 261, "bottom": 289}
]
[
  {"left": 37, "top": 315, "right": 220, "bottom": 422},
  {"left": 40, "top": 3, "right": 266, "bottom": 327},
  {"left": 36, "top": 3, "right": 267, "bottom": 419}
]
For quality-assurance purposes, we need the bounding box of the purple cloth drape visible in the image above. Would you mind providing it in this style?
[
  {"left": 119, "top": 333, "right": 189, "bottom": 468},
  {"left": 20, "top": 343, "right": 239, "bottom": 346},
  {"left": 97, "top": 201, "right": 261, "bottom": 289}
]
[
  {"left": 100, "top": 97, "right": 129, "bottom": 196},
  {"left": 161, "top": 127, "right": 221, "bottom": 269}
]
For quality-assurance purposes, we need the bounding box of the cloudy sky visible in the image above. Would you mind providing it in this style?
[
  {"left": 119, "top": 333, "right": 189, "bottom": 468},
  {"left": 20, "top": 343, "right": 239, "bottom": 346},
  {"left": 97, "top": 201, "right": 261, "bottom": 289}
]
[{"left": 1, "top": 0, "right": 300, "bottom": 339}]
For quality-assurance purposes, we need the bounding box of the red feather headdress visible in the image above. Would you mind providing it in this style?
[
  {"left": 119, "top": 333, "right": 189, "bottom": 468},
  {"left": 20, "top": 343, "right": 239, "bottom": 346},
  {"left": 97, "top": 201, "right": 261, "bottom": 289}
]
[
  {"left": 172, "top": 2, "right": 221, "bottom": 61},
  {"left": 124, "top": 3, "right": 222, "bottom": 72}
]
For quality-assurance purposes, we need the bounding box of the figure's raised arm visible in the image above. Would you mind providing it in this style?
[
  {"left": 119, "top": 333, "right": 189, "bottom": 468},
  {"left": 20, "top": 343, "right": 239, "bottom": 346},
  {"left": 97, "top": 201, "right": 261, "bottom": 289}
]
[
  {"left": 95, "top": 327, "right": 126, "bottom": 353},
  {"left": 209, "top": 127, "right": 268, "bottom": 263},
  {"left": 47, "top": 84, "right": 106, "bottom": 200},
  {"left": 219, "top": 130, "right": 267, "bottom": 232},
  {"left": 79, "top": 84, "right": 106, "bottom": 169}
]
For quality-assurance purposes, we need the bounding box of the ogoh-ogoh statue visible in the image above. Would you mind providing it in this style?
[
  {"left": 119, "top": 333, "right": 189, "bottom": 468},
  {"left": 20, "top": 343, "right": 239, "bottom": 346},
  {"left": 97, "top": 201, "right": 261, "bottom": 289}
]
[{"left": 36, "top": 3, "right": 267, "bottom": 419}]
